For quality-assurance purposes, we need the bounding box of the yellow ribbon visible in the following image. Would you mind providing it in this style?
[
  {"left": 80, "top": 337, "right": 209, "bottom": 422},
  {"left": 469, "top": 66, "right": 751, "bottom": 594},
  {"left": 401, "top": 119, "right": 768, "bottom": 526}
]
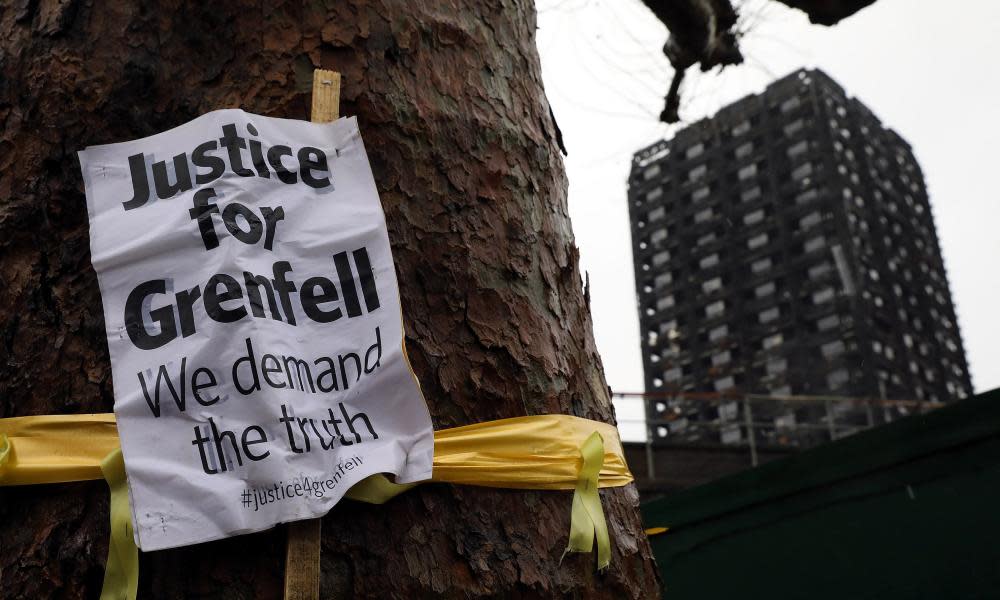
[
  {"left": 99, "top": 449, "right": 139, "bottom": 600},
  {"left": 564, "top": 432, "right": 611, "bottom": 570},
  {"left": 0, "top": 413, "right": 632, "bottom": 593},
  {"left": 0, "top": 413, "right": 630, "bottom": 490},
  {"left": 0, "top": 413, "right": 119, "bottom": 485},
  {"left": 0, "top": 433, "right": 10, "bottom": 479}
]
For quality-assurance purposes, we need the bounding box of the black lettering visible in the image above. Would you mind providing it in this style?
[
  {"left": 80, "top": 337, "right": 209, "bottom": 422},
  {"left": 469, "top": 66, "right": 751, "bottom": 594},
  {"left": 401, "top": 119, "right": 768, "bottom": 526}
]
[
  {"left": 189, "top": 188, "right": 221, "bottom": 251},
  {"left": 219, "top": 123, "right": 253, "bottom": 177},
  {"left": 204, "top": 273, "right": 247, "bottom": 323},
  {"left": 247, "top": 123, "right": 271, "bottom": 179},
  {"left": 283, "top": 355, "right": 316, "bottom": 393},
  {"left": 271, "top": 261, "right": 298, "bottom": 326},
  {"left": 191, "top": 140, "right": 226, "bottom": 184},
  {"left": 314, "top": 357, "right": 339, "bottom": 393},
  {"left": 298, "top": 147, "right": 331, "bottom": 188},
  {"left": 364, "top": 327, "right": 382, "bottom": 374},
  {"left": 325, "top": 407, "right": 349, "bottom": 445},
  {"left": 267, "top": 145, "right": 297, "bottom": 184},
  {"left": 232, "top": 337, "right": 261, "bottom": 395},
  {"left": 192, "top": 425, "right": 218, "bottom": 474},
  {"left": 340, "top": 402, "right": 378, "bottom": 443},
  {"left": 244, "top": 272, "right": 282, "bottom": 320},
  {"left": 332, "top": 251, "right": 362, "bottom": 317},
  {"left": 241, "top": 426, "right": 270, "bottom": 461},
  {"left": 123, "top": 153, "right": 150, "bottom": 210},
  {"left": 279, "top": 404, "right": 304, "bottom": 453},
  {"left": 209, "top": 417, "right": 242, "bottom": 472},
  {"left": 300, "top": 276, "right": 342, "bottom": 323},
  {"left": 222, "top": 202, "right": 264, "bottom": 245},
  {"left": 191, "top": 367, "right": 219, "bottom": 406},
  {"left": 124, "top": 279, "right": 177, "bottom": 350},
  {"left": 152, "top": 153, "right": 194, "bottom": 200},
  {"left": 260, "top": 206, "right": 284, "bottom": 251},
  {"left": 175, "top": 285, "right": 202, "bottom": 337},
  {"left": 261, "top": 353, "right": 286, "bottom": 388},
  {"left": 352, "top": 247, "right": 381, "bottom": 312},
  {"left": 137, "top": 358, "right": 187, "bottom": 417},
  {"left": 338, "top": 352, "right": 361, "bottom": 390}
]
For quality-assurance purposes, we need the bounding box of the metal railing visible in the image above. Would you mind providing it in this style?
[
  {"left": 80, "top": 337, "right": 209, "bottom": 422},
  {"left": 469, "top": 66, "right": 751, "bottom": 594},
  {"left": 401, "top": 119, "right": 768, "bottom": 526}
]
[{"left": 612, "top": 390, "right": 941, "bottom": 471}]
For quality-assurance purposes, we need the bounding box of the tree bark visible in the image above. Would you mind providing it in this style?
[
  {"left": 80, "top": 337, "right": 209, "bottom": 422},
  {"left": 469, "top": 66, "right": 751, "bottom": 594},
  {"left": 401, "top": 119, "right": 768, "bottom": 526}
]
[{"left": 0, "top": 1, "right": 660, "bottom": 598}]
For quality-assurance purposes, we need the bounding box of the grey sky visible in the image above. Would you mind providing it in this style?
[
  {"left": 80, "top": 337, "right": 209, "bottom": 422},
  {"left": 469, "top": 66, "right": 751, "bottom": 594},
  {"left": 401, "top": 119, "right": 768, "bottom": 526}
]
[{"left": 536, "top": 0, "right": 1000, "bottom": 440}]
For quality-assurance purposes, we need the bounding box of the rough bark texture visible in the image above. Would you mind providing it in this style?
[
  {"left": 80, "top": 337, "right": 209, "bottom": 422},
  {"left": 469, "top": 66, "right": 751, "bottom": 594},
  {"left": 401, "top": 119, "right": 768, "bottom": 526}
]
[{"left": 0, "top": 1, "right": 660, "bottom": 598}]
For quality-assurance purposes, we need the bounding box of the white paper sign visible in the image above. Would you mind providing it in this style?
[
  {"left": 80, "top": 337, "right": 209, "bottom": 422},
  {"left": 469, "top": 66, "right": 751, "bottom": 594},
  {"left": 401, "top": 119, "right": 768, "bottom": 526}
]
[{"left": 79, "top": 109, "right": 434, "bottom": 551}]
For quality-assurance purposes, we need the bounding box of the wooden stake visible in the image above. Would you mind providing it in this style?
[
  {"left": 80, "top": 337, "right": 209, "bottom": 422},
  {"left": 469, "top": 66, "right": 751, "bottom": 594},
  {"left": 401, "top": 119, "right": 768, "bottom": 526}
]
[
  {"left": 284, "top": 519, "right": 322, "bottom": 600},
  {"left": 283, "top": 68, "right": 342, "bottom": 600},
  {"left": 310, "top": 69, "right": 341, "bottom": 123}
]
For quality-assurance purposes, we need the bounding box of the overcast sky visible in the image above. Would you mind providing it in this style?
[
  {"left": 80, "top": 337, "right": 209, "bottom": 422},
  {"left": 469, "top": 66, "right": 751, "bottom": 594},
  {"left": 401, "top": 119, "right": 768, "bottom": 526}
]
[{"left": 536, "top": 0, "right": 1000, "bottom": 440}]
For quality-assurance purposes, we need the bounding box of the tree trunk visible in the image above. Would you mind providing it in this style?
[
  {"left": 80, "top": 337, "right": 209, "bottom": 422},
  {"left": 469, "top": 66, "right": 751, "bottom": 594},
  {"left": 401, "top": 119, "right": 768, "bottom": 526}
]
[{"left": 0, "top": 1, "right": 660, "bottom": 597}]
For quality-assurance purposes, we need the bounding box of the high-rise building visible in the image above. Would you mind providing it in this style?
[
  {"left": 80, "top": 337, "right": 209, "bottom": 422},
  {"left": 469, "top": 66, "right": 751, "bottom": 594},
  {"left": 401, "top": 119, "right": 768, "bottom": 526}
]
[{"left": 627, "top": 68, "right": 973, "bottom": 445}]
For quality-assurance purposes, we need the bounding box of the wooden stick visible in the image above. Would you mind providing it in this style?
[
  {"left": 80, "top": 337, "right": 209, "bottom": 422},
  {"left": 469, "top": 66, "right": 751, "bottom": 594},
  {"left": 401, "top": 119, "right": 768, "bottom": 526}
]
[
  {"left": 283, "top": 68, "right": 342, "bottom": 600},
  {"left": 284, "top": 519, "right": 322, "bottom": 600},
  {"left": 311, "top": 69, "right": 341, "bottom": 123}
]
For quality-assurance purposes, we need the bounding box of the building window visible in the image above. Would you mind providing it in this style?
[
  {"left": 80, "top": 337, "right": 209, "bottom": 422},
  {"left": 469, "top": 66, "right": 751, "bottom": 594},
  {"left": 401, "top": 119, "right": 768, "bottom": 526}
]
[
  {"left": 702, "top": 277, "right": 723, "bottom": 294},
  {"left": 735, "top": 142, "right": 754, "bottom": 159},
  {"left": 650, "top": 228, "right": 668, "bottom": 244},
  {"left": 826, "top": 369, "right": 849, "bottom": 389},
  {"left": 787, "top": 140, "right": 808, "bottom": 158},
  {"left": 732, "top": 120, "right": 751, "bottom": 136},
  {"left": 643, "top": 164, "right": 661, "bottom": 180},
  {"left": 700, "top": 253, "right": 720, "bottom": 269},
  {"left": 712, "top": 350, "right": 732, "bottom": 366},
  {"left": 752, "top": 257, "right": 773, "bottom": 273},
  {"left": 791, "top": 162, "right": 813, "bottom": 181},
  {"left": 714, "top": 376, "right": 736, "bottom": 391},
  {"left": 652, "top": 250, "right": 671, "bottom": 267},
  {"left": 656, "top": 295, "right": 675, "bottom": 311},
  {"left": 654, "top": 272, "right": 672, "bottom": 289},
  {"left": 741, "top": 186, "right": 762, "bottom": 202},
  {"left": 812, "top": 287, "right": 835, "bottom": 304},
  {"left": 759, "top": 306, "right": 780, "bottom": 323},
  {"left": 821, "top": 340, "right": 845, "bottom": 359},
  {"left": 744, "top": 208, "right": 766, "bottom": 225},
  {"left": 646, "top": 187, "right": 663, "bottom": 202},
  {"left": 804, "top": 235, "right": 827, "bottom": 253},
  {"left": 738, "top": 164, "right": 758, "bottom": 180},
  {"left": 780, "top": 96, "right": 802, "bottom": 112},
  {"left": 783, "top": 119, "right": 804, "bottom": 136},
  {"left": 694, "top": 207, "right": 714, "bottom": 223},
  {"left": 686, "top": 143, "right": 705, "bottom": 159},
  {"left": 689, "top": 164, "right": 707, "bottom": 182},
  {"left": 808, "top": 262, "right": 832, "bottom": 280},
  {"left": 692, "top": 185, "right": 711, "bottom": 202},
  {"left": 705, "top": 300, "right": 726, "bottom": 318},
  {"left": 748, "top": 233, "right": 769, "bottom": 250},
  {"left": 766, "top": 358, "right": 788, "bottom": 375},
  {"left": 658, "top": 320, "right": 678, "bottom": 335},
  {"left": 762, "top": 333, "right": 783, "bottom": 350},
  {"left": 799, "top": 211, "right": 822, "bottom": 230},
  {"left": 664, "top": 367, "right": 682, "bottom": 382},
  {"left": 816, "top": 314, "right": 840, "bottom": 331},
  {"left": 648, "top": 206, "right": 666, "bottom": 222},
  {"left": 755, "top": 281, "right": 776, "bottom": 298},
  {"left": 795, "top": 189, "right": 818, "bottom": 205},
  {"left": 697, "top": 232, "right": 716, "bottom": 246},
  {"left": 709, "top": 324, "right": 729, "bottom": 342}
]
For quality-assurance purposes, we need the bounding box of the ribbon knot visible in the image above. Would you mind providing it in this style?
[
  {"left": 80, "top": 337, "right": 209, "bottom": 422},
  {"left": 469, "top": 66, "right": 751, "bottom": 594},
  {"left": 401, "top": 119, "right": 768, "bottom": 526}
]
[{"left": 563, "top": 431, "right": 611, "bottom": 570}]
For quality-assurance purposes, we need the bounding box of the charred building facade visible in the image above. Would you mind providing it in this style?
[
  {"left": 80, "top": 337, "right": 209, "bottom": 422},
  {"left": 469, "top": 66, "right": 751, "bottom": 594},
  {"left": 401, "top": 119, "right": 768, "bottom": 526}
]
[{"left": 628, "top": 69, "right": 972, "bottom": 445}]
